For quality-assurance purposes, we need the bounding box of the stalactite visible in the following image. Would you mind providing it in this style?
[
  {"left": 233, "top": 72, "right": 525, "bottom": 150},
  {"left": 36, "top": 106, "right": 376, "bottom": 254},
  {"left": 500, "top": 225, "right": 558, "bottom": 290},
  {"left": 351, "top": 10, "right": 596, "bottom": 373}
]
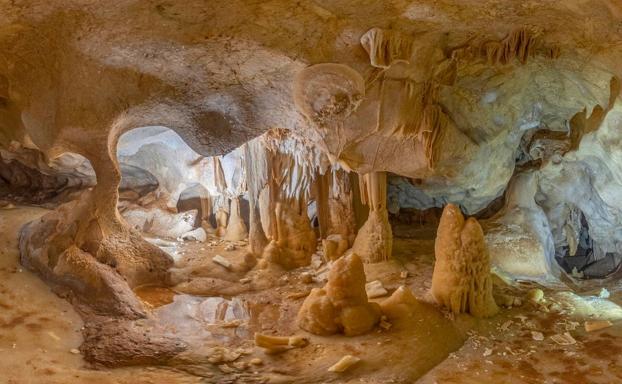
[
  {"left": 244, "top": 141, "right": 268, "bottom": 256},
  {"left": 352, "top": 172, "right": 392, "bottom": 263},
  {"left": 360, "top": 27, "right": 414, "bottom": 68},
  {"left": 313, "top": 170, "right": 330, "bottom": 239},
  {"left": 213, "top": 156, "right": 227, "bottom": 195},
  {"left": 451, "top": 27, "right": 559, "bottom": 66},
  {"left": 387, "top": 80, "right": 447, "bottom": 169},
  {"left": 327, "top": 168, "right": 356, "bottom": 242},
  {"left": 257, "top": 129, "right": 323, "bottom": 269}
]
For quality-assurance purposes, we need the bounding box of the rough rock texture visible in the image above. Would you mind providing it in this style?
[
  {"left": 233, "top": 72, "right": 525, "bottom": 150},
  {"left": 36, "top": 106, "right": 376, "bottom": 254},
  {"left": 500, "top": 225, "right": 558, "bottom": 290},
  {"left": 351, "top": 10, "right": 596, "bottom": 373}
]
[
  {"left": 431, "top": 204, "right": 498, "bottom": 318},
  {"left": 81, "top": 319, "right": 187, "bottom": 367},
  {"left": 297, "top": 253, "right": 381, "bottom": 336}
]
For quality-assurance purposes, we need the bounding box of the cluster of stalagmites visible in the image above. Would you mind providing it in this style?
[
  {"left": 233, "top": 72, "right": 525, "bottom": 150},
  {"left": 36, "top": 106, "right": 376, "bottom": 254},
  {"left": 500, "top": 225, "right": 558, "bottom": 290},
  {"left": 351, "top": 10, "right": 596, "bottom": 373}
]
[{"left": 297, "top": 203, "right": 498, "bottom": 337}]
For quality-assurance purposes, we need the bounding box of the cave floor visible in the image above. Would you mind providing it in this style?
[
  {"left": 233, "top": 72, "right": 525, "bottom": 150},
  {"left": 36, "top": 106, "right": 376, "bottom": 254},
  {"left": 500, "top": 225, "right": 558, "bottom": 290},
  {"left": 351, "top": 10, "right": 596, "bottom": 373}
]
[{"left": 3, "top": 207, "right": 622, "bottom": 383}]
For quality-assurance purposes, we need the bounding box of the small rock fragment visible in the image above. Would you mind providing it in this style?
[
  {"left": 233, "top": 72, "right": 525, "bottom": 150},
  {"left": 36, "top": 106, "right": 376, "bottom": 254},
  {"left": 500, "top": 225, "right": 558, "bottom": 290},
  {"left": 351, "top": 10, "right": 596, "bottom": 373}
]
[
  {"left": 286, "top": 291, "right": 310, "bottom": 300},
  {"left": 550, "top": 332, "right": 576, "bottom": 345},
  {"left": 500, "top": 320, "right": 513, "bottom": 331},
  {"left": 584, "top": 320, "right": 612, "bottom": 332},
  {"left": 254, "top": 333, "right": 309, "bottom": 354},
  {"left": 526, "top": 288, "right": 544, "bottom": 304},
  {"left": 365, "top": 280, "right": 388, "bottom": 298},
  {"left": 182, "top": 227, "right": 207, "bottom": 242},
  {"left": 599, "top": 288, "right": 610, "bottom": 299},
  {"left": 483, "top": 348, "right": 492, "bottom": 357},
  {"left": 250, "top": 358, "right": 263, "bottom": 366},
  {"left": 400, "top": 271, "right": 408, "bottom": 279},
  {"left": 300, "top": 272, "right": 314, "bottom": 284},
  {"left": 218, "top": 364, "right": 236, "bottom": 373},
  {"left": 224, "top": 243, "right": 236, "bottom": 251},
  {"left": 213, "top": 255, "right": 232, "bottom": 269},
  {"left": 531, "top": 331, "right": 544, "bottom": 341},
  {"left": 70, "top": 348, "right": 80, "bottom": 354},
  {"left": 571, "top": 267, "right": 584, "bottom": 278},
  {"left": 379, "top": 316, "right": 392, "bottom": 330},
  {"left": 328, "top": 355, "right": 360, "bottom": 373}
]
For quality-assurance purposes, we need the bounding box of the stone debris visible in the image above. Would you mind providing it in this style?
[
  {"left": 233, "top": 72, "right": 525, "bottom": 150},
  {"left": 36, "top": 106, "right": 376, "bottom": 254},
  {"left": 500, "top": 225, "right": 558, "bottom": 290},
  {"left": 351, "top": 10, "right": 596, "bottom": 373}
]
[
  {"left": 182, "top": 227, "right": 207, "bottom": 242},
  {"left": 483, "top": 348, "right": 493, "bottom": 357},
  {"left": 379, "top": 316, "right": 392, "bottom": 330},
  {"left": 224, "top": 243, "right": 236, "bottom": 251},
  {"left": 584, "top": 320, "right": 612, "bottom": 332},
  {"left": 300, "top": 272, "right": 314, "bottom": 284},
  {"left": 365, "top": 280, "right": 388, "bottom": 298},
  {"left": 286, "top": 291, "right": 311, "bottom": 300},
  {"left": 219, "top": 364, "right": 236, "bottom": 373},
  {"left": 207, "top": 347, "right": 244, "bottom": 364},
  {"left": 599, "top": 288, "right": 610, "bottom": 299},
  {"left": 497, "top": 294, "right": 522, "bottom": 308},
  {"left": 69, "top": 348, "right": 80, "bottom": 354},
  {"left": 531, "top": 331, "right": 544, "bottom": 341},
  {"left": 213, "top": 255, "right": 232, "bottom": 269},
  {"left": 220, "top": 319, "right": 243, "bottom": 328},
  {"left": 328, "top": 355, "right": 360, "bottom": 373},
  {"left": 250, "top": 358, "right": 263, "bottom": 366},
  {"left": 400, "top": 270, "right": 409, "bottom": 279},
  {"left": 500, "top": 320, "right": 514, "bottom": 331},
  {"left": 254, "top": 333, "right": 309, "bottom": 354},
  {"left": 550, "top": 332, "right": 576, "bottom": 346},
  {"left": 526, "top": 288, "right": 544, "bottom": 304}
]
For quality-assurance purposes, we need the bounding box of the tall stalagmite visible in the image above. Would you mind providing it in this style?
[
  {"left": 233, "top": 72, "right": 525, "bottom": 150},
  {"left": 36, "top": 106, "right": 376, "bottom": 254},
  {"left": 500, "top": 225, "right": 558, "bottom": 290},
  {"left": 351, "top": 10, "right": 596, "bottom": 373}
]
[{"left": 431, "top": 204, "right": 498, "bottom": 317}]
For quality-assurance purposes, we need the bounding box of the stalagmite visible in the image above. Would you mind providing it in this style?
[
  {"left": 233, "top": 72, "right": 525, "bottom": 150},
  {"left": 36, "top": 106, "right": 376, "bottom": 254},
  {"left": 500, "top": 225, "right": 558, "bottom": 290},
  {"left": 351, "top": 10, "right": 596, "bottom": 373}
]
[
  {"left": 431, "top": 204, "right": 498, "bottom": 318},
  {"left": 215, "top": 207, "right": 228, "bottom": 238},
  {"left": 262, "top": 201, "right": 316, "bottom": 269},
  {"left": 259, "top": 131, "right": 319, "bottom": 269},
  {"left": 352, "top": 172, "right": 393, "bottom": 263},
  {"left": 224, "top": 197, "right": 247, "bottom": 241},
  {"left": 297, "top": 253, "right": 381, "bottom": 336}
]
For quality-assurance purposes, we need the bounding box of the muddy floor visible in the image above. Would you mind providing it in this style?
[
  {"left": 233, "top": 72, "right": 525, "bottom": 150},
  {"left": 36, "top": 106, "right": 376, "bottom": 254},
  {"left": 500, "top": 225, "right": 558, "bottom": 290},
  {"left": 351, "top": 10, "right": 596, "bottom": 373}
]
[{"left": 3, "top": 206, "right": 622, "bottom": 383}]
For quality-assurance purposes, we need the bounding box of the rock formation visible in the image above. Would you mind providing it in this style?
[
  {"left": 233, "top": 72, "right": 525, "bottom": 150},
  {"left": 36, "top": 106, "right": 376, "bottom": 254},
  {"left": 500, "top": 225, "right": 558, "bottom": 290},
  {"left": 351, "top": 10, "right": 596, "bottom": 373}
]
[
  {"left": 352, "top": 172, "right": 393, "bottom": 263},
  {"left": 431, "top": 204, "right": 498, "bottom": 318},
  {"left": 297, "top": 253, "right": 381, "bottom": 336}
]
